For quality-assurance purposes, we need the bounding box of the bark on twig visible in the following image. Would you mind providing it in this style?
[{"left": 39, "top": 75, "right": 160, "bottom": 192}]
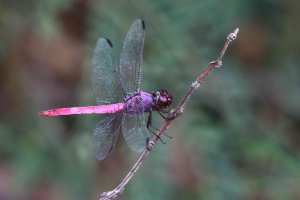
[{"left": 99, "top": 28, "right": 239, "bottom": 200}]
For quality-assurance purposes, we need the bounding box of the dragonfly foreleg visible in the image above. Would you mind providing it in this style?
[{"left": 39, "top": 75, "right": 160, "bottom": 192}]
[
  {"left": 160, "top": 109, "right": 171, "bottom": 114},
  {"left": 147, "top": 112, "right": 173, "bottom": 140},
  {"left": 160, "top": 109, "right": 182, "bottom": 120},
  {"left": 157, "top": 111, "right": 174, "bottom": 139},
  {"left": 158, "top": 110, "right": 168, "bottom": 119},
  {"left": 147, "top": 112, "right": 166, "bottom": 144}
]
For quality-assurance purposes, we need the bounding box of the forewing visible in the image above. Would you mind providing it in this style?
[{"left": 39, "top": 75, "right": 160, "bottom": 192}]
[
  {"left": 119, "top": 19, "right": 146, "bottom": 94},
  {"left": 93, "top": 113, "right": 123, "bottom": 160},
  {"left": 92, "top": 38, "right": 123, "bottom": 105},
  {"left": 122, "top": 113, "right": 148, "bottom": 153}
]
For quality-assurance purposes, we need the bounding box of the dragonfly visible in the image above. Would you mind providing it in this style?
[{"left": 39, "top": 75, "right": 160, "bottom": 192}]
[{"left": 39, "top": 19, "right": 173, "bottom": 160}]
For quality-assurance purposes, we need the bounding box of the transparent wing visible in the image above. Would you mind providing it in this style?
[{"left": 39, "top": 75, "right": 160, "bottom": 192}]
[
  {"left": 122, "top": 113, "right": 148, "bottom": 153},
  {"left": 92, "top": 38, "right": 123, "bottom": 105},
  {"left": 92, "top": 113, "right": 123, "bottom": 160},
  {"left": 118, "top": 19, "right": 146, "bottom": 94}
]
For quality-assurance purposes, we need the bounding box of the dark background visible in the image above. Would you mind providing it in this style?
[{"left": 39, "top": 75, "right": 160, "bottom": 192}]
[{"left": 1, "top": 0, "right": 300, "bottom": 199}]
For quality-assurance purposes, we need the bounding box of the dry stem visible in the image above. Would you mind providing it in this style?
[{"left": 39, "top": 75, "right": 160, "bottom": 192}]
[{"left": 99, "top": 28, "right": 239, "bottom": 200}]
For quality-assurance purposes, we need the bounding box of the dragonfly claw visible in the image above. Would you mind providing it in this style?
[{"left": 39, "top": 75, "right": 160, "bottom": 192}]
[{"left": 167, "top": 108, "right": 183, "bottom": 120}]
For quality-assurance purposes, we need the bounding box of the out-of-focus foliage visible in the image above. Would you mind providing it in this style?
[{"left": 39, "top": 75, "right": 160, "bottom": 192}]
[{"left": 1, "top": 0, "right": 300, "bottom": 199}]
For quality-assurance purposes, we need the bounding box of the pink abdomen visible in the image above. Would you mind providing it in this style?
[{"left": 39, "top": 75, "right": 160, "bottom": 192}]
[{"left": 39, "top": 103, "right": 124, "bottom": 116}]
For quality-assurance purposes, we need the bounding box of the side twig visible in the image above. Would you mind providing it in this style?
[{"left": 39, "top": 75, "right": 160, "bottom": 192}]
[{"left": 99, "top": 28, "right": 239, "bottom": 200}]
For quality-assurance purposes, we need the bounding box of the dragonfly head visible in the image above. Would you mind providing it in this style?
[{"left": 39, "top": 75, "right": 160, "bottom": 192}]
[{"left": 153, "top": 89, "right": 173, "bottom": 110}]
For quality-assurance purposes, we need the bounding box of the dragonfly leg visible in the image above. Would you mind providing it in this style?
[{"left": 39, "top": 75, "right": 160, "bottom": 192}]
[
  {"left": 160, "top": 109, "right": 171, "bottom": 114},
  {"left": 165, "top": 133, "right": 173, "bottom": 139},
  {"left": 157, "top": 111, "right": 174, "bottom": 139},
  {"left": 158, "top": 110, "right": 168, "bottom": 119},
  {"left": 147, "top": 112, "right": 173, "bottom": 140},
  {"left": 147, "top": 112, "right": 166, "bottom": 144},
  {"left": 161, "top": 108, "right": 183, "bottom": 120}
]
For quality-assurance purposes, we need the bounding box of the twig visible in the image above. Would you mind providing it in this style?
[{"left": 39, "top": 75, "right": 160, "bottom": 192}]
[{"left": 99, "top": 28, "right": 239, "bottom": 200}]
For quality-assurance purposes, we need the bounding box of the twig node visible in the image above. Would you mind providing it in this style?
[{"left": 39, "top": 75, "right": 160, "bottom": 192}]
[{"left": 147, "top": 140, "right": 155, "bottom": 151}]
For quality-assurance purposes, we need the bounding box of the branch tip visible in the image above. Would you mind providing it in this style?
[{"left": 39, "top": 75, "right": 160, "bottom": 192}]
[{"left": 227, "top": 28, "right": 239, "bottom": 41}]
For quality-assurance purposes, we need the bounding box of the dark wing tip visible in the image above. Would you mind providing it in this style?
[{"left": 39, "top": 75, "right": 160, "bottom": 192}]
[
  {"left": 108, "top": 145, "right": 114, "bottom": 154},
  {"left": 141, "top": 19, "right": 145, "bottom": 30},
  {"left": 105, "top": 38, "right": 113, "bottom": 47}
]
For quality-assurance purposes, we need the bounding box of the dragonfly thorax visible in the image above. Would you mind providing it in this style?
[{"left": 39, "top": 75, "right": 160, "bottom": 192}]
[{"left": 123, "top": 91, "right": 154, "bottom": 114}]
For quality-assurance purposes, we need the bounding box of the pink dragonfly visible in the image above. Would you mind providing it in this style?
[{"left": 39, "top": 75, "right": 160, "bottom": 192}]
[{"left": 39, "top": 19, "right": 173, "bottom": 160}]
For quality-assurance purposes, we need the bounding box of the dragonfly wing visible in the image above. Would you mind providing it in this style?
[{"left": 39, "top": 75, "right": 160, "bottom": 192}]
[
  {"left": 122, "top": 113, "right": 148, "bottom": 153},
  {"left": 93, "top": 113, "right": 123, "bottom": 160},
  {"left": 92, "top": 38, "right": 123, "bottom": 105},
  {"left": 119, "top": 19, "right": 146, "bottom": 94}
]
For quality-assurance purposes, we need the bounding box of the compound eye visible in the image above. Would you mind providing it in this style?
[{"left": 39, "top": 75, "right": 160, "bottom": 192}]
[
  {"left": 159, "top": 95, "right": 170, "bottom": 108},
  {"left": 160, "top": 96, "right": 167, "bottom": 103},
  {"left": 154, "top": 89, "right": 173, "bottom": 109}
]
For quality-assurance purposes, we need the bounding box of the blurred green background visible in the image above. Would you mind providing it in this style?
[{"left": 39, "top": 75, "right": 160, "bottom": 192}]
[{"left": 1, "top": 0, "right": 300, "bottom": 199}]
